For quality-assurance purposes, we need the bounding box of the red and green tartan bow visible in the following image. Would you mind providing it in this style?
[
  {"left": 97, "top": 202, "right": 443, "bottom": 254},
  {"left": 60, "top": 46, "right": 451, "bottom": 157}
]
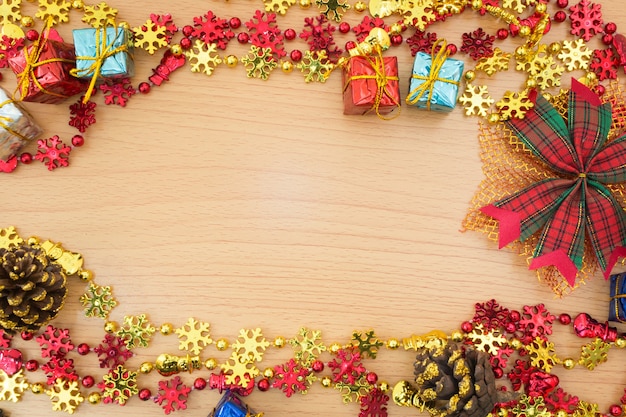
[{"left": 481, "top": 79, "right": 626, "bottom": 286}]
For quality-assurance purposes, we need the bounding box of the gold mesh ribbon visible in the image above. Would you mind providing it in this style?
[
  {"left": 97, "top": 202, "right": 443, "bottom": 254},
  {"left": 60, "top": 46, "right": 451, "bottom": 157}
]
[
  {"left": 0, "top": 99, "right": 30, "bottom": 144},
  {"left": 70, "top": 25, "right": 129, "bottom": 103},
  {"left": 406, "top": 39, "right": 459, "bottom": 110},
  {"left": 343, "top": 46, "right": 400, "bottom": 120},
  {"left": 14, "top": 18, "right": 74, "bottom": 102}
]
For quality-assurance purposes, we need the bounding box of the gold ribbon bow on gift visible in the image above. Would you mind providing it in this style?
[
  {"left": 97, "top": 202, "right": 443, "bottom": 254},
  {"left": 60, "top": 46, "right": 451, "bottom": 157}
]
[
  {"left": 70, "top": 24, "right": 130, "bottom": 103},
  {"left": 0, "top": 99, "right": 29, "bottom": 143},
  {"left": 406, "top": 39, "right": 459, "bottom": 110},
  {"left": 14, "top": 18, "right": 74, "bottom": 102}
]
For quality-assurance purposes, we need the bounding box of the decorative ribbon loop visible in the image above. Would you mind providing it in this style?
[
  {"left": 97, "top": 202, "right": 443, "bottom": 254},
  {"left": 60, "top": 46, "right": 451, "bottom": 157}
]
[
  {"left": 0, "top": 99, "right": 30, "bottom": 143},
  {"left": 406, "top": 39, "right": 459, "bottom": 110}
]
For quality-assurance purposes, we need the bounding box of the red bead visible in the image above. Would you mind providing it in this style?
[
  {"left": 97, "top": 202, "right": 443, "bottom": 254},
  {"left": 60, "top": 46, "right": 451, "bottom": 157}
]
[
  {"left": 366, "top": 372, "right": 378, "bottom": 384},
  {"left": 71, "top": 135, "right": 85, "bottom": 147},
  {"left": 339, "top": 22, "right": 350, "bottom": 33},
  {"left": 556, "top": 0, "right": 568, "bottom": 7},
  {"left": 446, "top": 43, "right": 457, "bottom": 55},
  {"left": 82, "top": 375, "right": 95, "bottom": 388},
  {"left": 21, "top": 331, "right": 33, "bottom": 341},
  {"left": 180, "top": 37, "right": 192, "bottom": 50},
  {"left": 193, "top": 378, "right": 207, "bottom": 390},
  {"left": 182, "top": 25, "right": 194, "bottom": 37},
  {"left": 493, "top": 367, "right": 504, "bottom": 379},
  {"left": 558, "top": 313, "right": 572, "bottom": 325},
  {"left": 26, "top": 30, "right": 39, "bottom": 41},
  {"left": 284, "top": 28, "right": 297, "bottom": 40},
  {"left": 311, "top": 360, "right": 324, "bottom": 373},
  {"left": 19, "top": 153, "right": 32, "bottom": 164},
  {"left": 229, "top": 17, "right": 241, "bottom": 29},
  {"left": 606, "top": 22, "right": 618, "bottom": 34},
  {"left": 610, "top": 405, "right": 623, "bottom": 416},
  {"left": 77, "top": 342, "right": 90, "bottom": 355},
  {"left": 497, "top": 28, "right": 509, "bottom": 40},
  {"left": 554, "top": 11, "right": 567, "bottom": 22},
  {"left": 237, "top": 32, "right": 249, "bottom": 44},
  {"left": 461, "top": 321, "right": 473, "bottom": 333},
  {"left": 139, "top": 388, "right": 152, "bottom": 401},
  {"left": 509, "top": 310, "right": 521, "bottom": 321},
  {"left": 257, "top": 378, "right": 270, "bottom": 392},
  {"left": 24, "top": 360, "right": 38, "bottom": 372},
  {"left": 596, "top": 84, "right": 606, "bottom": 96},
  {"left": 505, "top": 322, "right": 517, "bottom": 333},
  {"left": 290, "top": 49, "right": 303, "bottom": 62},
  {"left": 390, "top": 34, "right": 403, "bottom": 46},
  {"left": 138, "top": 82, "right": 151, "bottom": 94},
  {"left": 345, "top": 41, "right": 357, "bottom": 50},
  {"left": 603, "top": 34, "right": 614, "bottom": 45}
]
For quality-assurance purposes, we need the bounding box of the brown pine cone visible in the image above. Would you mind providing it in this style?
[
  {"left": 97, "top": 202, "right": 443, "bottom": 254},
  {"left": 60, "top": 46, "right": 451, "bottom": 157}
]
[
  {"left": 0, "top": 243, "right": 67, "bottom": 333},
  {"left": 413, "top": 343, "right": 499, "bottom": 417}
]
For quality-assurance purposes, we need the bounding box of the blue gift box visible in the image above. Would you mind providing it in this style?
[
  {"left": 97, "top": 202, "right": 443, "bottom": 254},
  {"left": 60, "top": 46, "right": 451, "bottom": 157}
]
[
  {"left": 406, "top": 50, "right": 463, "bottom": 112},
  {"left": 72, "top": 26, "right": 134, "bottom": 79},
  {"left": 609, "top": 272, "right": 626, "bottom": 323},
  {"left": 209, "top": 391, "right": 262, "bottom": 417}
]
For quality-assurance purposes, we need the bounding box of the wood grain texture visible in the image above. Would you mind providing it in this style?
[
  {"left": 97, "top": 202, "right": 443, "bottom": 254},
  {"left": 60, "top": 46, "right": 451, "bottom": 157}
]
[{"left": 2, "top": 1, "right": 626, "bottom": 416}]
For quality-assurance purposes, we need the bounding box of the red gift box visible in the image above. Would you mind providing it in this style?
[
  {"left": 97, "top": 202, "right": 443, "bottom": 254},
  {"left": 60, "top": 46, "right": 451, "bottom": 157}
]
[
  {"left": 342, "top": 55, "right": 400, "bottom": 117},
  {"left": 8, "top": 30, "right": 86, "bottom": 104}
]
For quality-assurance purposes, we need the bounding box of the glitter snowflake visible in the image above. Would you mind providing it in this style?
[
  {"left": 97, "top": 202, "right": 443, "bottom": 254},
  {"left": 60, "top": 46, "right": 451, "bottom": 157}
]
[
  {"left": 472, "top": 299, "right": 510, "bottom": 330},
  {"left": 156, "top": 376, "right": 191, "bottom": 414},
  {"left": 489, "top": 344, "right": 514, "bottom": 372},
  {"left": 289, "top": 327, "right": 327, "bottom": 366},
  {"left": 401, "top": 0, "right": 436, "bottom": 31},
  {"left": 316, "top": 0, "right": 349, "bottom": 22},
  {"left": 0, "top": 369, "right": 29, "bottom": 402},
  {"left": 557, "top": 39, "right": 592, "bottom": 71},
  {"left": 220, "top": 352, "right": 260, "bottom": 387},
  {"left": 35, "top": 0, "right": 70, "bottom": 25},
  {"left": 300, "top": 14, "right": 342, "bottom": 63},
  {"left": 590, "top": 48, "right": 619, "bottom": 81},
  {"left": 406, "top": 30, "right": 438, "bottom": 56},
  {"left": 335, "top": 375, "right": 371, "bottom": 403},
  {"left": 352, "top": 330, "right": 383, "bottom": 359},
  {"left": 174, "top": 317, "right": 212, "bottom": 355},
  {"left": 352, "top": 16, "right": 388, "bottom": 43},
  {"left": 245, "top": 10, "right": 285, "bottom": 59},
  {"left": 508, "top": 359, "right": 537, "bottom": 392},
  {"left": 272, "top": 358, "right": 311, "bottom": 397},
  {"left": 47, "top": 378, "right": 84, "bottom": 414},
  {"left": 191, "top": 11, "right": 234, "bottom": 50},
  {"left": 36, "top": 325, "right": 74, "bottom": 358},
  {"left": 296, "top": 50, "right": 333, "bottom": 83},
  {"left": 34, "top": 136, "right": 71, "bottom": 171},
  {"left": 526, "top": 337, "right": 558, "bottom": 373},
  {"left": 545, "top": 388, "right": 580, "bottom": 413},
  {"left": 0, "top": 0, "right": 22, "bottom": 24},
  {"left": 82, "top": 1, "right": 117, "bottom": 28},
  {"left": 360, "top": 387, "right": 389, "bottom": 417},
  {"left": 264, "top": 0, "right": 296, "bottom": 15},
  {"left": 115, "top": 314, "right": 156, "bottom": 348},
  {"left": 241, "top": 45, "right": 278, "bottom": 80},
  {"left": 518, "top": 304, "right": 555, "bottom": 341},
  {"left": 513, "top": 394, "right": 551, "bottom": 417},
  {"left": 232, "top": 328, "right": 270, "bottom": 363},
  {"left": 328, "top": 348, "right": 367, "bottom": 384},
  {"left": 133, "top": 19, "right": 168, "bottom": 54},
  {"left": 150, "top": 13, "right": 178, "bottom": 43},
  {"left": 579, "top": 338, "right": 610, "bottom": 370},
  {"left": 185, "top": 40, "right": 222, "bottom": 76},
  {"left": 68, "top": 96, "right": 96, "bottom": 133},
  {"left": 99, "top": 365, "right": 138, "bottom": 405},
  {"left": 41, "top": 357, "right": 78, "bottom": 384},
  {"left": 461, "top": 28, "right": 495, "bottom": 60},
  {"left": 99, "top": 78, "right": 136, "bottom": 107},
  {"left": 569, "top": 0, "right": 603, "bottom": 42},
  {"left": 79, "top": 283, "right": 117, "bottom": 319},
  {"left": 93, "top": 334, "right": 133, "bottom": 369}
]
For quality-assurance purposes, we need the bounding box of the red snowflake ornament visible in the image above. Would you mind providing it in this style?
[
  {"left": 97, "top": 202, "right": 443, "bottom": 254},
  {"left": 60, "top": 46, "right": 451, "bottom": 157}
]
[
  {"left": 34, "top": 137, "right": 71, "bottom": 171},
  {"left": 545, "top": 387, "right": 580, "bottom": 413},
  {"left": 99, "top": 78, "right": 136, "bottom": 107},
  {"left": 328, "top": 348, "right": 367, "bottom": 385},
  {"left": 191, "top": 11, "right": 234, "bottom": 50},
  {"left": 489, "top": 345, "right": 514, "bottom": 372},
  {"left": 507, "top": 359, "right": 538, "bottom": 392},
  {"left": 272, "top": 358, "right": 310, "bottom": 397},
  {"left": 518, "top": 304, "right": 555, "bottom": 341},
  {"left": 352, "top": 16, "right": 389, "bottom": 43},
  {"left": 360, "top": 388, "right": 389, "bottom": 417},
  {"left": 93, "top": 334, "right": 133, "bottom": 369},
  {"left": 300, "top": 14, "right": 341, "bottom": 63},
  {"left": 0, "top": 329, "right": 12, "bottom": 348},
  {"left": 569, "top": 0, "right": 603, "bottom": 41},
  {"left": 151, "top": 13, "right": 178, "bottom": 43},
  {"left": 590, "top": 48, "right": 619, "bottom": 81},
  {"left": 69, "top": 96, "right": 96, "bottom": 133},
  {"left": 245, "top": 10, "right": 286, "bottom": 59},
  {"left": 472, "top": 299, "right": 511, "bottom": 331},
  {"left": 461, "top": 28, "right": 495, "bottom": 60},
  {"left": 0, "top": 35, "right": 24, "bottom": 68},
  {"left": 41, "top": 357, "right": 79, "bottom": 384},
  {"left": 36, "top": 325, "right": 74, "bottom": 358},
  {"left": 406, "top": 30, "right": 438, "bottom": 56},
  {"left": 157, "top": 376, "right": 191, "bottom": 414}
]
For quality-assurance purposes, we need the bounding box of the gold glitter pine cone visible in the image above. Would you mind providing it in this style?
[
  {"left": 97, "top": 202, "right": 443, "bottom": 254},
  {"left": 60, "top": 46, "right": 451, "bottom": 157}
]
[{"left": 0, "top": 243, "right": 68, "bottom": 333}]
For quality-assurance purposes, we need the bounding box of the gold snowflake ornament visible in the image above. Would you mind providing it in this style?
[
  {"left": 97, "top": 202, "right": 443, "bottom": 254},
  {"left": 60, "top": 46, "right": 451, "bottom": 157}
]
[
  {"left": 526, "top": 337, "right": 558, "bottom": 372},
  {"left": 579, "top": 338, "right": 610, "bottom": 370},
  {"left": 241, "top": 45, "right": 278, "bottom": 80},
  {"left": 47, "top": 378, "right": 84, "bottom": 414},
  {"left": 175, "top": 317, "right": 213, "bottom": 355},
  {"left": 401, "top": 0, "right": 436, "bottom": 31},
  {"left": 503, "top": 0, "right": 536, "bottom": 13},
  {"left": 496, "top": 90, "right": 534, "bottom": 120},
  {"left": 232, "top": 328, "right": 270, "bottom": 363},
  {"left": 476, "top": 48, "right": 511, "bottom": 76},
  {"left": 0, "top": 369, "right": 29, "bottom": 402},
  {"left": 101, "top": 365, "right": 138, "bottom": 405},
  {"left": 185, "top": 40, "right": 223, "bottom": 76},
  {"left": 79, "top": 283, "right": 117, "bottom": 319},
  {"left": 557, "top": 39, "right": 592, "bottom": 71},
  {"left": 335, "top": 376, "right": 370, "bottom": 403},
  {"left": 289, "top": 327, "right": 327, "bottom": 366},
  {"left": 35, "top": 0, "right": 71, "bottom": 25},
  {"left": 297, "top": 50, "right": 333, "bottom": 83},
  {"left": 458, "top": 83, "right": 495, "bottom": 117},
  {"left": 116, "top": 314, "right": 156, "bottom": 348},
  {"left": 133, "top": 19, "right": 168, "bottom": 54},
  {"left": 0, "top": 0, "right": 22, "bottom": 25},
  {"left": 316, "top": 0, "right": 350, "bottom": 21},
  {"left": 0, "top": 226, "right": 23, "bottom": 249},
  {"left": 435, "top": 0, "right": 464, "bottom": 15},
  {"left": 220, "top": 352, "right": 260, "bottom": 387},
  {"left": 82, "top": 1, "right": 118, "bottom": 28},
  {"left": 264, "top": 0, "right": 296, "bottom": 15},
  {"left": 465, "top": 324, "right": 506, "bottom": 355}
]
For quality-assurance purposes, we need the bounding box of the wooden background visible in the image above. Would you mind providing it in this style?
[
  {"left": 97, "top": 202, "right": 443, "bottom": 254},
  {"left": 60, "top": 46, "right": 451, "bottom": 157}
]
[{"left": 2, "top": 1, "right": 626, "bottom": 416}]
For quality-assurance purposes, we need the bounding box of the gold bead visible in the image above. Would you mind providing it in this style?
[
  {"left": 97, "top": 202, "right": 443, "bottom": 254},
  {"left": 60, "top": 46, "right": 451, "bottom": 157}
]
[
  {"left": 78, "top": 269, "right": 93, "bottom": 282},
  {"left": 88, "top": 392, "right": 102, "bottom": 405},
  {"left": 160, "top": 323, "right": 174, "bottom": 335},
  {"left": 281, "top": 61, "right": 293, "bottom": 73},
  {"left": 497, "top": 409, "right": 509, "bottom": 417},
  {"left": 299, "top": 0, "right": 311, "bottom": 8},
  {"left": 542, "top": 92, "right": 552, "bottom": 101},
  {"left": 548, "top": 42, "right": 562, "bottom": 55},
  {"left": 471, "top": 0, "right": 483, "bottom": 10},
  {"left": 31, "top": 383, "right": 45, "bottom": 394},
  {"left": 562, "top": 358, "right": 576, "bottom": 369},
  {"left": 535, "top": 2, "right": 547, "bottom": 13},
  {"left": 104, "top": 321, "right": 118, "bottom": 334},
  {"left": 515, "top": 45, "right": 529, "bottom": 61},
  {"left": 450, "top": 331, "right": 464, "bottom": 342},
  {"left": 354, "top": 1, "right": 367, "bottom": 12},
  {"left": 464, "top": 70, "right": 475, "bottom": 82},
  {"left": 379, "top": 381, "right": 389, "bottom": 392},
  {"left": 225, "top": 55, "right": 238, "bottom": 67},
  {"left": 205, "top": 358, "right": 218, "bottom": 370},
  {"left": 329, "top": 342, "right": 342, "bottom": 354},
  {"left": 20, "top": 16, "right": 34, "bottom": 27},
  {"left": 390, "top": 24, "right": 402, "bottom": 35},
  {"left": 118, "top": 21, "right": 130, "bottom": 31},
  {"left": 170, "top": 44, "right": 183, "bottom": 56},
  {"left": 526, "top": 78, "right": 538, "bottom": 89},
  {"left": 139, "top": 362, "right": 154, "bottom": 374},
  {"left": 509, "top": 338, "right": 522, "bottom": 350},
  {"left": 585, "top": 71, "right": 597, "bottom": 83},
  {"left": 71, "top": 0, "right": 84, "bottom": 9},
  {"left": 321, "top": 376, "right": 332, "bottom": 387},
  {"left": 488, "top": 113, "right": 501, "bottom": 124},
  {"left": 386, "top": 339, "right": 400, "bottom": 349},
  {"left": 263, "top": 368, "right": 275, "bottom": 379},
  {"left": 215, "top": 338, "right": 229, "bottom": 351},
  {"left": 518, "top": 25, "right": 531, "bottom": 37},
  {"left": 274, "top": 336, "right": 286, "bottom": 348},
  {"left": 27, "top": 236, "right": 39, "bottom": 245},
  {"left": 616, "top": 338, "right": 626, "bottom": 348},
  {"left": 555, "top": 410, "right": 568, "bottom": 417}
]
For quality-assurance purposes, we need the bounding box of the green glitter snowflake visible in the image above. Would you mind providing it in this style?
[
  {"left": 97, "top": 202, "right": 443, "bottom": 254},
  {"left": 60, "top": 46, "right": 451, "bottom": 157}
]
[
  {"left": 512, "top": 395, "right": 550, "bottom": 417},
  {"left": 241, "top": 45, "right": 277, "bottom": 80},
  {"left": 352, "top": 330, "right": 383, "bottom": 359},
  {"left": 289, "top": 327, "right": 326, "bottom": 367},
  {"left": 101, "top": 365, "right": 138, "bottom": 405},
  {"left": 526, "top": 337, "right": 558, "bottom": 373},
  {"left": 79, "top": 283, "right": 117, "bottom": 319},
  {"left": 116, "top": 314, "right": 155, "bottom": 348},
  {"left": 296, "top": 50, "right": 333, "bottom": 83},
  {"left": 315, "top": 0, "right": 349, "bottom": 21},
  {"left": 579, "top": 338, "right": 610, "bottom": 370},
  {"left": 334, "top": 376, "right": 370, "bottom": 403}
]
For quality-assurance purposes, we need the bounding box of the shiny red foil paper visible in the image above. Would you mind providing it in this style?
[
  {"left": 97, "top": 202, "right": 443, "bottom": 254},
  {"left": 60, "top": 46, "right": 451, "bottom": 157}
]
[{"left": 342, "top": 55, "right": 400, "bottom": 116}]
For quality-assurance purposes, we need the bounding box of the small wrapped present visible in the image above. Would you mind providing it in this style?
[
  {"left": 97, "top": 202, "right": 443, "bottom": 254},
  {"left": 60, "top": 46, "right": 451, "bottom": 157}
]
[
  {"left": 208, "top": 391, "right": 262, "bottom": 417},
  {"left": 72, "top": 26, "right": 134, "bottom": 100},
  {"left": 342, "top": 54, "right": 400, "bottom": 117},
  {"left": 609, "top": 272, "right": 626, "bottom": 323},
  {"left": 406, "top": 40, "right": 464, "bottom": 112},
  {"left": 0, "top": 87, "right": 42, "bottom": 160},
  {"left": 8, "top": 29, "right": 86, "bottom": 104}
]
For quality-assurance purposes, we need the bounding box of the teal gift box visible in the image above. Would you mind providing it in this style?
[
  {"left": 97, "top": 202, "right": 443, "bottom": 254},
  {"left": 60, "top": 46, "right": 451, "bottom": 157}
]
[
  {"left": 406, "top": 49, "right": 463, "bottom": 112},
  {"left": 72, "top": 26, "right": 134, "bottom": 79}
]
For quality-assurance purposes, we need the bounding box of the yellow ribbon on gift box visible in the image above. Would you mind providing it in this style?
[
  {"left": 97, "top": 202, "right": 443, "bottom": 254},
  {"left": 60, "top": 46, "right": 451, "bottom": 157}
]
[
  {"left": 0, "top": 99, "right": 30, "bottom": 144},
  {"left": 406, "top": 39, "right": 459, "bottom": 110}
]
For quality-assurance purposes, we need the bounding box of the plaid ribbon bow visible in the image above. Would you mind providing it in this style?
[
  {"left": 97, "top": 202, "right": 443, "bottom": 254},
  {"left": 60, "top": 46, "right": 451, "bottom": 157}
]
[{"left": 481, "top": 79, "right": 626, "bottom": 286}]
